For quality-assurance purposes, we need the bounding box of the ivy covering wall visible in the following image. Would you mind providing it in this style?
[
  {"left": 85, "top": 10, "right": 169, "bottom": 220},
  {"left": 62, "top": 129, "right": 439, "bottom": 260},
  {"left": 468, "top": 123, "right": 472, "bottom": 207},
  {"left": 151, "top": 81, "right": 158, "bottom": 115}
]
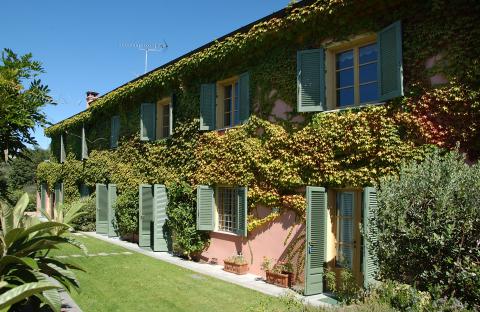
[{"left": 38, "top": 0, "right": 479, "bottom": 250}]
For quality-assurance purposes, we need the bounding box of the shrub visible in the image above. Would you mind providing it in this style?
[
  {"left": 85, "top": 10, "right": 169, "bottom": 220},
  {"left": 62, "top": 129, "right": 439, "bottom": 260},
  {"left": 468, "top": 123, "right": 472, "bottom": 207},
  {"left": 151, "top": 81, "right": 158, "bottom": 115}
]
[
  {"left": 71, "top": 195, "right": 96, "bottom": 232},
  {"left": 165, "top": 182, "right": 209, "bottom": 259},
  {"left": 324, "top": 269, "right": 362, "bottom": 305},
  {"left": 372, "top": 148, "right": 480, "bottom": 308},
  {"left": 114, "top": 189, "right": 139, "bottom": 236},
  {"left": 373, "top": 280, "right": 431, "bottom": 312}
]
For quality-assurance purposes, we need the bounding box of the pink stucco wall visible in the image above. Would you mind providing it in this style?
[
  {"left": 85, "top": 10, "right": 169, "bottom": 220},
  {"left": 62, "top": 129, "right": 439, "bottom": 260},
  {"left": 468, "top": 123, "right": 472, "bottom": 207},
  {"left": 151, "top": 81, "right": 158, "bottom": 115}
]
[{"left": 200, "top": 206, "right": 305, "bottom": 278}]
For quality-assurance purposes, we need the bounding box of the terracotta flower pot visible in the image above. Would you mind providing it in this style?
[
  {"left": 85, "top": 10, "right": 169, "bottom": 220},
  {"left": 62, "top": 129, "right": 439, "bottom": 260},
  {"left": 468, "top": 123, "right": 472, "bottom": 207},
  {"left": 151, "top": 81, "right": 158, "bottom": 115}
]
[
  {"left": 282, "top": 271, "right": 296, "bottom": 288},
  {"left": 265, "top": 270, "right": 289, "bottom": 288},
  {"left": 223, "top": 260, "right": 249, "bottom": 275}
]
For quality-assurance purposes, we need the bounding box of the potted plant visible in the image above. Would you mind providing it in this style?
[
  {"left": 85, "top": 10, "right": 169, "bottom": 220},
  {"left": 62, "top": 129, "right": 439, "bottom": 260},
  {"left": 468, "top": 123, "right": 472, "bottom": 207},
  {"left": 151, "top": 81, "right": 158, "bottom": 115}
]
[
  {"left": 223, "top": 254, "right": 249, "bottom": 275},
  {"left": 261, "top": 257, "right": 289, "bottom": 288},
  {"left": 279, "top": 260, "right": 295, "bottom": 288}
]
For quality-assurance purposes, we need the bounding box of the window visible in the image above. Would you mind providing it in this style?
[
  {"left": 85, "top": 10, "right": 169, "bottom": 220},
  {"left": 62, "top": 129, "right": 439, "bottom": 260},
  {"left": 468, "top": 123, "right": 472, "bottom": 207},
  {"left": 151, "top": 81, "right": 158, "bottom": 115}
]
[
  {"left": 217, "top": 79, "right": 241, "bottom": 129},
  {"left": 217, "top": 187, "right": 238, "bottom": 233},
  {"left": 334, "top": 42, "right": 378, "bottom": 108},
  {"left": 110, "top": 115, "right": 120, "bottom": 148},
  {"left": 156, "top": 98, "right": 172, "bottom": 139},
  {"left": 196, "top": 185, "right": 247, "bottom": 236},
  {"left": 297, "top": 21, "right": 403, "bottom": 112},
  {"left": 336, "top": 192, "right": 354, "bottom": 269},
  {"left": 162, "top": 103, "right": 170, "bottom": 138},
  {"left": 199, "top": 72, "right": 249, "bottom": 131}
]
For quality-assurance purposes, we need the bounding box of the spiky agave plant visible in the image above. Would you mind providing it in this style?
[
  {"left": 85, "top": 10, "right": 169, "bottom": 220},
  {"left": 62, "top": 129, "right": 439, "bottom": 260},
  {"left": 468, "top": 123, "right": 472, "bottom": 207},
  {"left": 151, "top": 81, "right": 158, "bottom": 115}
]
[
  {"left": 41, "top": 199, "right": 88, "bottom": 236},
  {"left": 0, "top": 193, "right": 86, "bottom": 311}
]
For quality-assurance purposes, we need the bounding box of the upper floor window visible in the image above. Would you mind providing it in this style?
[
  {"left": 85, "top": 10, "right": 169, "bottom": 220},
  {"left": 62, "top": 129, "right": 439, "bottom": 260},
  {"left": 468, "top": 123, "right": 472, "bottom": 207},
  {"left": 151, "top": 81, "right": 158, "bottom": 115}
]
[
  {"left": 156, "top": 98, "right": 172, "bottom": 139},
  {"left": 335, "top": 42, "right": 378, "bottom": 108},
  {"left": 219, "top": 79, "right": 241, "bottom": 129},
  {"left": 297, "top": 21, "right": 403, "bottom": 113},
  {"left": 199, "top": 72, "right": 250, "bottom": 131},
  {"left": 110, "top": 115, "right": 120, "bottom": 148},
  {"left": 140, "top": 96, "right": 173, "bottom": 141}
]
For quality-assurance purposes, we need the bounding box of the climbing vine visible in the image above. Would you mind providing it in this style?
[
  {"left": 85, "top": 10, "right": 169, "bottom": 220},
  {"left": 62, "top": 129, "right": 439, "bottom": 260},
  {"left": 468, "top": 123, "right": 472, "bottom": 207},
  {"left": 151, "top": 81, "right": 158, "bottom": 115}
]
[{"left": 45, "top": 0, "right": 480, "bottom": 137}]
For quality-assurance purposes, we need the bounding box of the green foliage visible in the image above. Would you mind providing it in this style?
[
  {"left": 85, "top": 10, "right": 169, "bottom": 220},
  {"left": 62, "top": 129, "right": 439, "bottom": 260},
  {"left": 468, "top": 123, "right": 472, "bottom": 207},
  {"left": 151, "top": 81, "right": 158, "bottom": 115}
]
[
  {"left": 225, "top": 254, "right": 248, "bottom": 265},
  {"left": 165, "top": 182, "right": 209, "bottom": 258},
  {"left": 45, "top": 0, "right": 480, "bottom": 138},
  {"left": 324, "top": 269, "right": 362, "bottom": 305},
  {"left": 71, "top": 195, "right": 96, "bottom": 232},
  {"left": 372, "top": 148, "right": 480, "bottom": 308},
  {"left": 247, "top": 292, "right": 395, "bottom": 312},
  {"left": 7, "top": 147, "right": 49, "bottom": 190},
  {"left": 114, "top": 188, "right": 139, "bottom": 237},
  {"left": 0, "top": 49, "right": 54, "bottom": 160},
  {"left": 0, "top": 147, "right": 48, "bottom": 209},
  {"left": 0, "top": 193, "right": 84, "bottom": 311},
  {"left": 368, "top": 280, "right": 472, "bottom": 312},
  {"left": 41, "top": 199, "right": 87, "bottom": 234}
]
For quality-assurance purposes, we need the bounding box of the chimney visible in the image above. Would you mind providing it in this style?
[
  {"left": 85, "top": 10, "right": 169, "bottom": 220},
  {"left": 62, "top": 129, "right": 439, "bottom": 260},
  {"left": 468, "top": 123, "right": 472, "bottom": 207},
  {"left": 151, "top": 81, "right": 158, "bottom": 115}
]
[{"left": 86, "top": 91, "right": 99, "bottom": 108}]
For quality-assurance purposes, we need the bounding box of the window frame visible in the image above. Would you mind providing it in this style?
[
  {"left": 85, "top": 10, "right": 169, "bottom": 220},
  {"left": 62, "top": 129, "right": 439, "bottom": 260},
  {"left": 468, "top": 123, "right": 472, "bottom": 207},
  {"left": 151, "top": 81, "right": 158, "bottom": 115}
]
[
  {"left": 335, "top": 191, "right": 355, "bottom": 269},
  {"left": 213, "top": 185, "right": 241, "bottom": 235},
  {"left": 216, "top": 76, "right": 240, "bottom": 130},
  {"left": 156, "top": 97, "right": 172, "bottom": 139},
  {"left": 325, "top": 34, "right": 381, "bottom": 111}
]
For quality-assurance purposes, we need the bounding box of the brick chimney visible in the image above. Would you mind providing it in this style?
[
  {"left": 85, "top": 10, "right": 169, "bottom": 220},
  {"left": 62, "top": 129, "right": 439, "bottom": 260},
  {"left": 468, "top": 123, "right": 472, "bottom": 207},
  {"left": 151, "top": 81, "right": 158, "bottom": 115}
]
[{"left": 86, "top": 91, "right": 99, "bottom": 108}]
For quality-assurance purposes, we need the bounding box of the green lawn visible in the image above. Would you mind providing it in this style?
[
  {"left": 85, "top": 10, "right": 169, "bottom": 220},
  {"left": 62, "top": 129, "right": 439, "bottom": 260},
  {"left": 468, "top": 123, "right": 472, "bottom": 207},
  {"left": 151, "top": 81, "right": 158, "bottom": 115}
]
[{"left": 53, "top": 234, "right": 281, "bottom": 312}]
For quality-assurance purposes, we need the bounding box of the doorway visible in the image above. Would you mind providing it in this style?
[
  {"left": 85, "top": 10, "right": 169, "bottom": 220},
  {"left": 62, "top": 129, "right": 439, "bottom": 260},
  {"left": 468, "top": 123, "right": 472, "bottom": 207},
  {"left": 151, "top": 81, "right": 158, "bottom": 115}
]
[{"left": 330, "top": 189, "right": 363, "bottom": 286}]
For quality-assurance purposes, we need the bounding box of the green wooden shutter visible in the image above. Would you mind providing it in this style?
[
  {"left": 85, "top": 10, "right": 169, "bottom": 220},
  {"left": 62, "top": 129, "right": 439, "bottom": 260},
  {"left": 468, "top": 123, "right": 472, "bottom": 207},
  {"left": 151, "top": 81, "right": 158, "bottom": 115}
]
[
  {"left": 80, "top": 184, "right": 90, "bottom": 198},
  {"left": 171, "top": 93, "right": 177, "bottom": 132},
  {"left": 378, "top": 21, "right": 403, "bottom": 101},
  {"left": 238, "top": 72, "right": 250, "bottom": 124},
  {"left": 40, "top": 183, "right": 47, "bottom": 211},
  {"left": 153, "top": 184, "right": 168, "bottom": 251},
  {"left": 236, "top": 187, "right": 248, "bottom": 237},
  {"left": 139, "top": 184, "right": 154, "bottom": 248},
  {"left": 108, "top": 184, "right": 117, "bottom": 237},
  {"left": 96, "top": 183, "right": 108, "bottom": 235},
  {"left": 110, "top": 115, "right": 120, "bottom": 148},
  {"left": 196, "top": 185, "right": 214, "bottom": 231},
  {"left": 297, "top": 49, "right": 325, "bottom": 112},
  {"left": 81, "top": 126, "right": 88, "bottom": 160},
  {"left": 305, "top": 186, "right": 327, "bottom": 296},
  {"left": 199, "top": 84, "right": 216, "bottom": 131},
  {"left": 60, "top": 134, "right": 66, "bottom": 163},
  {"left": 363, "top": 187, "right": 378, "bottom": 288},
  {"left": 140, "top": 103, "right": 156, "bottom": 141},
  {"left": 54, "top": 183, "right": 64, "bottom": 207}
]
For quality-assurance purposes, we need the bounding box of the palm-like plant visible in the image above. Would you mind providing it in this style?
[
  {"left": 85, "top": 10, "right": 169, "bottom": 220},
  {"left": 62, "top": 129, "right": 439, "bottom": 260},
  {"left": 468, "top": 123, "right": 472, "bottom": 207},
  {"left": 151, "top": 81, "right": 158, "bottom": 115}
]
[
  {"left": 41, "top": 200, "right": 87, "bottom": 235},
  {"left": 0, "top": 193, "right": 85, "bottom": 311}
]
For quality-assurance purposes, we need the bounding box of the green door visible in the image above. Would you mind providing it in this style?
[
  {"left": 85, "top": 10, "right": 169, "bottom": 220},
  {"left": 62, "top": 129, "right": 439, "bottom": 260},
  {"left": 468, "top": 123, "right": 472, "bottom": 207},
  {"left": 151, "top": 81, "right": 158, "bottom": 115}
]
[
  {"left": 153, "top": 184, "right": 168, "bottom": 251},
  {"left": 305, "top": 186, "right": 327, "bottom": 296},
  {"left": 139, "top": 184, "right": 154, "bottom": 248},
  {"left": 108, "top": 184, "right": 117, "bottom": 237},
  {"left": 96, "top": 183, "right": 108, "bottom": 235}
]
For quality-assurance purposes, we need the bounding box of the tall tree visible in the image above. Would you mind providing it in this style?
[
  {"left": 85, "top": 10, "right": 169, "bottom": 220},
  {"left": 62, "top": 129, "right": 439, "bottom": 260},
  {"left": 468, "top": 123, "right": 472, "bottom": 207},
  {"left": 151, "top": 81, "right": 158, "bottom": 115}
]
[{"left": 0, "top": 48, "right": 54, "bottom": 161}]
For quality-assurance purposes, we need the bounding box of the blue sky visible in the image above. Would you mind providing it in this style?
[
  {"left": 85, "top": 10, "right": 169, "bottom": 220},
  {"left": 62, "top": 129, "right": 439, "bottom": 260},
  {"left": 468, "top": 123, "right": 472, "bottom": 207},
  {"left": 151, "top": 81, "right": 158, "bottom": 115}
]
[{"left": 1, "top": 0, "right": 288, "bottom": 149}]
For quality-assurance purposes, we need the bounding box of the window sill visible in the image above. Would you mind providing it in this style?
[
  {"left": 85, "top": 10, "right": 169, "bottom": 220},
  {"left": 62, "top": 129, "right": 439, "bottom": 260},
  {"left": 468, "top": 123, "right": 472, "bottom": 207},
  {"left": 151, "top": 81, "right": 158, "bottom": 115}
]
[
  {"left": 324, "top": 101, "right": 386, "bottom": 114},
  {"left": 213, "top": 230, "right": 240, "bottom": 237},
  {"left": 215, "top": 125, "right": 241, "bottom": 133}
]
